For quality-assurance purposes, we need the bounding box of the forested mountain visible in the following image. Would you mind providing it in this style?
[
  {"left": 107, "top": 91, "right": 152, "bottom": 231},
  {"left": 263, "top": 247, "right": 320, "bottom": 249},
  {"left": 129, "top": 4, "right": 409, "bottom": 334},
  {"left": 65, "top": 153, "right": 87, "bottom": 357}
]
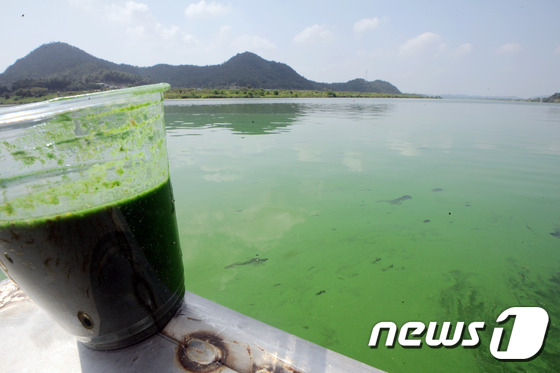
[
  {"left": 542, "top": 93, "right": 560, "bottom": 103},
  {"left": 0, "top": 42, "right": 401, "bottom": 96}
]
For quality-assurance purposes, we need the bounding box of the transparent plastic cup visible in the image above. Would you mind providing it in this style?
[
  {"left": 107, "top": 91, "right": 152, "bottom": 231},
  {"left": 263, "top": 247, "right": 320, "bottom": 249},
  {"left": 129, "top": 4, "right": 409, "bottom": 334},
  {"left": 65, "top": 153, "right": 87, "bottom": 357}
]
[{"left": 0, "top": 83, "right": 185, "bottom": 350}]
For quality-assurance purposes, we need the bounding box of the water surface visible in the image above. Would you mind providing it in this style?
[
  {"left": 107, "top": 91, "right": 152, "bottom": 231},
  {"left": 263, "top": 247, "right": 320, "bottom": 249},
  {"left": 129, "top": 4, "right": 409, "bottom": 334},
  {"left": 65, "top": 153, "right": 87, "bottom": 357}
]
[{"left": 165, "top": 98, "right": 560, "bottom": 372}]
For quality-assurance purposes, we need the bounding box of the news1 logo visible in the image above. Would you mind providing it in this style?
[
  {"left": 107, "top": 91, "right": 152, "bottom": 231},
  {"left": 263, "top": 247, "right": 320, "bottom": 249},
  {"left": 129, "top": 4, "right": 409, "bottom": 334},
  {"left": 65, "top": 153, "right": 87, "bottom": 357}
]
[{"left": 368, "top": 307, "right": 549, "bottom": 360}]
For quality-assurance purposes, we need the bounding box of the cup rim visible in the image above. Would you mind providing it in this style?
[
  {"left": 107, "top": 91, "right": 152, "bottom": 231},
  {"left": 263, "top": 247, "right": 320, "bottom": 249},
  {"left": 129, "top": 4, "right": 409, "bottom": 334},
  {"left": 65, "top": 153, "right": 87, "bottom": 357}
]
[{"left": 0, "top": 83, "right": 170, "bottom": 126}]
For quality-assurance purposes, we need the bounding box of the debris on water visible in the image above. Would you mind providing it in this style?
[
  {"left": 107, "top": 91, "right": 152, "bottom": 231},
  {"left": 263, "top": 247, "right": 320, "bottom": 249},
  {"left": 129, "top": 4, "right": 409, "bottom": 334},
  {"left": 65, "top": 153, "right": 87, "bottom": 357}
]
[
  {"left": 465, "top": 202, "right": 471, "bottom": 207},
  {"left": 316, "top": 290, "right": 326, "bottom": 296},
  {"left": 372, "top": 257, "right": 382, "bottom": 264},
  {"left": 378, "top": 195, "right": 412, "bottom": 205},
  {"left": 225, "top": 256, "right": 268, "bottom": 269},
  {"left": 550, "top": 229, "right": 560, "bottom": 238},
  {"left": 423, "top": 219, "right": 431, "bottom": 223},
  {"left": 382, "top": 264, "right": 394, "bottom": 272},
  {"left": 432, "top": 188, "right": 443, "bottom": 192}
]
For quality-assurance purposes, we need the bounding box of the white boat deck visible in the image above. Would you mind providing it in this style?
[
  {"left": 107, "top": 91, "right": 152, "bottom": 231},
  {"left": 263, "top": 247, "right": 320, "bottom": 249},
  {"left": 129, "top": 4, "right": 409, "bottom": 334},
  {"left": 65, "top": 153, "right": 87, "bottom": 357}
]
[{"left": 0, "top": 279, "right": 383, "bottom": 372}]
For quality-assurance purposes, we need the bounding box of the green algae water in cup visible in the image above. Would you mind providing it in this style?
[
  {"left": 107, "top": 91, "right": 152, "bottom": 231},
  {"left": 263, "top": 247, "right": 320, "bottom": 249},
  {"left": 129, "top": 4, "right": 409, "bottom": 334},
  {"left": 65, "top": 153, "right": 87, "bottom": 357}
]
[{"left": 0, "top": 83, "right": 185, "bottom": 350}]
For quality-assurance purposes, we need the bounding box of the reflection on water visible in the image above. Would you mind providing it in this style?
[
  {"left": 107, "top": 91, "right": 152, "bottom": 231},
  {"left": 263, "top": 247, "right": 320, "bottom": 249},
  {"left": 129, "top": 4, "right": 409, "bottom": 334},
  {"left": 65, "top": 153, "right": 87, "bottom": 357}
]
[
  {"left": 164, "top": 98, "right": 391, "bottom": 136},
  {"left": 165, "top": 100, "right": 305, "bottom": 135},
  {"left": 165, "top": 99, "right": 560, "bottom": 372}
]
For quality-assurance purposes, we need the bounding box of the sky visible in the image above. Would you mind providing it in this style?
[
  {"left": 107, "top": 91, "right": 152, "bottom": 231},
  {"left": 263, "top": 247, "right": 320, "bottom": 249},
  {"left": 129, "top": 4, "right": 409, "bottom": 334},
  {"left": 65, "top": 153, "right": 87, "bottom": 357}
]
[{"left": 1, "top": 0, "right": 559, "bottom": 98}]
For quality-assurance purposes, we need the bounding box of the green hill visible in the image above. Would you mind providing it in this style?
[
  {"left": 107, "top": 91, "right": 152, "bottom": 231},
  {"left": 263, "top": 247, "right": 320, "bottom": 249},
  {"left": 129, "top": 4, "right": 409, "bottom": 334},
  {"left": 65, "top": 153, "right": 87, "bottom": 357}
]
[
  {"left": 543, "top": 93, "right": 560, "bottom": 103},
  {"left": 0, "top": 42, "right": 401, "bottom": 97}
]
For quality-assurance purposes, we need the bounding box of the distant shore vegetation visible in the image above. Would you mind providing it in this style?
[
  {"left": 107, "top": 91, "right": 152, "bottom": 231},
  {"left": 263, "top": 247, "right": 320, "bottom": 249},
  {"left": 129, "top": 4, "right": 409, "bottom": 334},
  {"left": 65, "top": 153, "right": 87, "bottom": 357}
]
[
  {"left": 164, "top": 88, "right": 439, "bottom": 99},
  {"left": 0, "top": 86, "right": 440, "bottom": 105}
]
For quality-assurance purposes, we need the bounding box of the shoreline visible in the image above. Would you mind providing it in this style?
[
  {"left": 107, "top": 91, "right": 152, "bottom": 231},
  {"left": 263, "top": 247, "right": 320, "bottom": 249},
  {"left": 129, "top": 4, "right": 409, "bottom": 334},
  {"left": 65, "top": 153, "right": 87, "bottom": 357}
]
[{"left": 0, "top": 87, "right": 441, "bottom": 105}]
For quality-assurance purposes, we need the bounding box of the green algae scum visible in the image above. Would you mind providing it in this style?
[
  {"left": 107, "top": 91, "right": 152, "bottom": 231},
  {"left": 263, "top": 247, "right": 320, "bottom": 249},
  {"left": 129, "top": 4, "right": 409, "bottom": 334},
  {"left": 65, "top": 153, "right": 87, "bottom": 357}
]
[
  {"left": 164, "top": 99, "right": 560, "bottom": 372},
  {"left": 0, "top": 84, "right": 185, "bottom": 350}
]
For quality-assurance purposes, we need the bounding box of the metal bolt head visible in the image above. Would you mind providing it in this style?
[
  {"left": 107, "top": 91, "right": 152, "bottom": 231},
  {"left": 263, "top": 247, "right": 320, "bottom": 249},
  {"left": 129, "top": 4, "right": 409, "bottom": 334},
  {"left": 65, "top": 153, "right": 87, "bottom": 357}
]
[
  {"left": 178, "top": 332, "right": 228, "bottom": 372},
  {"left": 185, "top": 338, "right": 223, "bottom": 365}
]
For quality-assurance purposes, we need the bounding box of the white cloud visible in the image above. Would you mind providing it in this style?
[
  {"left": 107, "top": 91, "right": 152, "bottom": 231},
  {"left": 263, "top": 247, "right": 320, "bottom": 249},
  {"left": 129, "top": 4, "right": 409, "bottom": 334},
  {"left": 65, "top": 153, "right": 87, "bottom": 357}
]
[
  {"left": 353, "top": 18, "right": 380, "bottom": 34},
  {"left": 455, "top": 43, "right": 473, "bottom": 56},
  {"left": 156, "top": 24, "right": 180, "bottom": 40},
  {"left": 232, "top": 35, "right": 276, "bottom": 52},
  {"left": 399, "top": 32, "right": 446, "bottom": 56},
  {"left": 294, "top": 24, "right": 332, "bottom": 44},
  {"left": 496, "top": 42, "right": 522, "bottom": 55},
  {"left": 219, "top": 25, "right": 232, "bottom": 36},
  {"left": 102, "top": 1, "right": 199, "bottom": 59},
  {"left": 107, "top": 1, "right": 151, "bottom": 23},
  {"left": 126, "top": 25, "right": 145, "bottom": 38},
  {"left": 182, "top": 34, "right": 198, "bottom": 45},
  {"left": 185, "top": 0, "right": 231, "bottom": 18}
]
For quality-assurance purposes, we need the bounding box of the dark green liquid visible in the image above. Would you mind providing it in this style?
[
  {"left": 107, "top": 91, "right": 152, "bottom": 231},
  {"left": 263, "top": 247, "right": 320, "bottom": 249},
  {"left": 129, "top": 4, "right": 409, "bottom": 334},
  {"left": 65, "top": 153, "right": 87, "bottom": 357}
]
[{"left": 0, "top": 179, "right": 184, "bottom": 350}]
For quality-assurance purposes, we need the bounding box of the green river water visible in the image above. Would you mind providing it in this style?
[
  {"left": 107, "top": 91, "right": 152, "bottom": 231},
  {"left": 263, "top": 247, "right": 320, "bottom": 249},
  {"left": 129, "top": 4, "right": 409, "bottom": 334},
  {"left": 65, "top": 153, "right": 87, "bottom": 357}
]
[{"left": 165, "top": 98, "right": 560, "bottom": 372}]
